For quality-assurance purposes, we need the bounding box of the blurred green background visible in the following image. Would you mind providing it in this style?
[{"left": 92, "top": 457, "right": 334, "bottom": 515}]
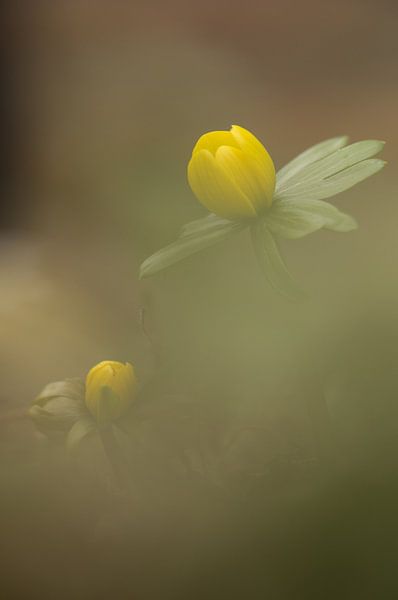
[{"left": 1, "top": 1, "right": 398, "bottom": 598}]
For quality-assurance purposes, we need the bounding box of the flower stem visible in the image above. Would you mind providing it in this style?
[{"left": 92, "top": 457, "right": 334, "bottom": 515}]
[{"left": 99, "top": 426, "right": 133, "bottom": 495}]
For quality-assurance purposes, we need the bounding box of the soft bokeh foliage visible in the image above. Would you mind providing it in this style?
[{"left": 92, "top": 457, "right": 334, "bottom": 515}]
[{"left": 1, "top": 1, "right": 397, "bottom": 599}]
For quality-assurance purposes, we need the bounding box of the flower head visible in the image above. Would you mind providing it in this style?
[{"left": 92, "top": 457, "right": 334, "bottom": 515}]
[
  {"left": 141, "top": 129, "right": 385, "bottom": 297},
  {"left": 85, "top": 361, "right": 137, "bottom": 425},
  {"left": 187, "top": 125, "right": 276, "bottom": 220}
]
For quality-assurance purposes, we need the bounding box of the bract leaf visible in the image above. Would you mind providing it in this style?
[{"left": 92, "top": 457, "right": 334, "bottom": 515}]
[
  {"left": 250, "top": 219, "right": 305, "bottom": 300},
  {"left": 276, "top": 136, "right": 349, "bottom": 188},
  {"left": 139, "top": 215, "right": 245, "bottom": 278},
  {"left": 267, "top": 199, "right": 357, "bottom": 239}
]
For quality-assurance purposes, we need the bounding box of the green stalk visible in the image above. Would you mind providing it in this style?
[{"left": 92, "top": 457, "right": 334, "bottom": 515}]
[{"left": 99, "top": 426, "right": 133, "bottom": 495}]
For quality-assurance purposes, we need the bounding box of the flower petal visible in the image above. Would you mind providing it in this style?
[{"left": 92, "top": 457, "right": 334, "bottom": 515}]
[
  {"left": 192, "top": 131, "right": 238, "bottom": 156},
  {"left": 230, "top": 125, "right": 275, "bottom": 174},
  {"left": 215, "top": 145, "right": 273, "bottom": 212},
  {"left": 187, "top": 149, "right": 257, "bottom": 220}
]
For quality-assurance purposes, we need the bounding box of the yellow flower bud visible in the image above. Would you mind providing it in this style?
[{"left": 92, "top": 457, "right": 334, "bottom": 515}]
[
  {"left": 85, "top": 361, "right": 137, "bottom": 425},
  {"left": 187, "top": 125, "right": 276, "bottom": 221}
]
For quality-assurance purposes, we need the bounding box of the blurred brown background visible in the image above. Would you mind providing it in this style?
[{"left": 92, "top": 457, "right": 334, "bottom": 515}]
[{"left": 1, "top": 1, "right": 398, "bottom": 599}]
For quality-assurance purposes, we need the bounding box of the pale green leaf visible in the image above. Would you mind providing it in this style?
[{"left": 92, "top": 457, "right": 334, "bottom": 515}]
[
  {"left": 66, "top": 417, "right": 97, "bottom": 452},
  {"left": 278, "top": 139, "right": 384, "bottom": 193},
  {"left": 139, "top": 217, "right": 245, "bottom": 279},
  {"left": 30, "top": 378, "right": 87, "bottom": 434},
  {"left": 250, "top": 219, "right": 305, "bottom": 300},
  {"left": 276, "top": 136, "right": 349, "bottom": 188},
  {"left": 266, "top": 199, "right": 357, "bottom": 239},
  {"left": 34, "top": 378, "right": 85, "bottom": 406},
  {"left": 276, "top": 158, "right": 385, "bottom": 202},
  {"left": 180, "top": 213, "right": 237, "bottom": 237},
  {"left": 29, "top": 397, "right": 86, "bottom": 431},
  {"left": 276, "top": 139, "right": 385, "bottom": 200}
]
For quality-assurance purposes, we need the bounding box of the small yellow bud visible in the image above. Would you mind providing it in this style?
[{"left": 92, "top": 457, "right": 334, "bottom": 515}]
[
  {"left": 85, "top": 361, "right": 137, "bottom": 425},
  {"left": 187, "top": 125, "right": 276, "bottom": 221}
]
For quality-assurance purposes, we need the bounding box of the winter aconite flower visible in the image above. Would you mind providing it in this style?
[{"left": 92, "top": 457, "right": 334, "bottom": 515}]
[
  {"left": 85, "top": 361, "right": 137, "bottom": 425},
  {"left": 30, "top": 360, "right": 137, "bottom": 450},
  {"left": 139, "top": 125, "right": 386, "bottom": 298},
  {"left": 187, "top": 125, "right": 276, "bottom": 220}
]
